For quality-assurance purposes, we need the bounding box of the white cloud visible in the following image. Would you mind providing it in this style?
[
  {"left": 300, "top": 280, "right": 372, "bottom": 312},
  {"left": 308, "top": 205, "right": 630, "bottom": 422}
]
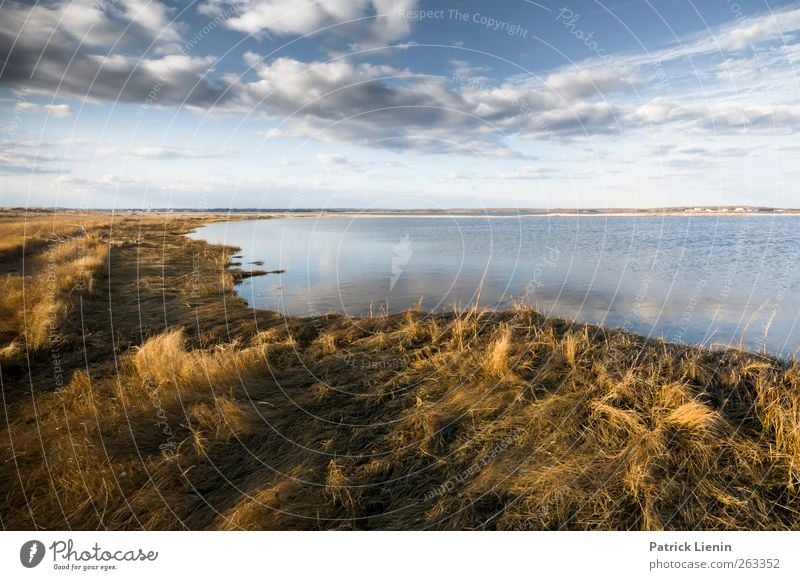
[
  {"left": 0, "top": 141, "right": 72, "bottom": 174},
  {"left": 625, "top": 98, "right": 678, "bottom": 125},
  {"left": 117, "top": 0, "right": 183, "bottom": 44},
  {"left": 202, "top": 0, "right": 417, "bottom": 48},
  {"left": 626, "top": 99, "right": 800, "bottom": 133},
  {"left": 717, "top": 9, "right": 800, "bottom": 51},
  {"left": 124, "top": 146, "right": 225, "bottom": 159},
  {"left": 449, "top": 59, "right": 490, "bottom": 82},
  {"left": 316, "top": 153, "right": 360, "bottom": 171},
  {"left": 715, "top": 58, "right": 763, "bottom": 85},
  {"left": 43, "top": 104, "right": 73, "bottom": 118},
  {"left": 498, "top": 166, "right": 558, "bottom": 180},
  {"left": 545, "top": 68, "right": 634, "bottom": 100},
  {"left": 13, "top": 102, "right": 73, "bottom": 117}
]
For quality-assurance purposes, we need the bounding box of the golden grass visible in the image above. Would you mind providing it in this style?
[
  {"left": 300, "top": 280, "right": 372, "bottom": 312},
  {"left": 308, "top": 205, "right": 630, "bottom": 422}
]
[
  {"left": 0, "top": 216, "right": 109, "bottom": 365},
  {"left": 483, "top": 324, "right": 512, "bottom": 378},
  {"left": 1, "top": 210, "right": 799, "bottom": 530}
]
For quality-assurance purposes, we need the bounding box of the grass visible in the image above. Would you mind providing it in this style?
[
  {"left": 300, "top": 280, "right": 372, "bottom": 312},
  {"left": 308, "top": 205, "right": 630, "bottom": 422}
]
[
  {"left": 1, "top": 209, "right": 799, "bottom": 530},
  {"left": 0, "top": 214, "right": 110, "bottom": 366}
]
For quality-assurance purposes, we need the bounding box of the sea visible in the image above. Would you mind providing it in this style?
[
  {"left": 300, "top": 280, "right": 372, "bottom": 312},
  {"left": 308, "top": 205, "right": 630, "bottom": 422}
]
[{"left": 188, "top": 214, "right": 800, "bottom": 358}]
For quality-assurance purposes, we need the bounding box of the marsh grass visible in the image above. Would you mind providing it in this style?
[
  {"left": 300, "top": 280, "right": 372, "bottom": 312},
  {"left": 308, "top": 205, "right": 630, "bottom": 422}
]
[
  {"left": 1, "top": 211, "right": 799, "bottom": 530},
  {"left": 0, "top": 215, "right": 110, "bottom": 365}
]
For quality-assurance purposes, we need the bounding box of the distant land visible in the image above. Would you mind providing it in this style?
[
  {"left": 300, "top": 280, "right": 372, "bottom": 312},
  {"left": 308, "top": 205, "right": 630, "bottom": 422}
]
[{"left": 4, "top": 205, "right": 800, "bottom": 216}]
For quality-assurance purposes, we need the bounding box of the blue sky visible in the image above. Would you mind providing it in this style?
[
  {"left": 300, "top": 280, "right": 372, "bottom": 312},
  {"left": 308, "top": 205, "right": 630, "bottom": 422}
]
[{"left": 1, "top": 0, "right": 799, "bottom": 209}]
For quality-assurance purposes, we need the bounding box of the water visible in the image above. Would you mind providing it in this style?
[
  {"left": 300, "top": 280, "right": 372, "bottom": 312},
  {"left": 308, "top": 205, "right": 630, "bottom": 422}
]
[{"left": 188, "top": 215, "right": 800, "bottom": 358}]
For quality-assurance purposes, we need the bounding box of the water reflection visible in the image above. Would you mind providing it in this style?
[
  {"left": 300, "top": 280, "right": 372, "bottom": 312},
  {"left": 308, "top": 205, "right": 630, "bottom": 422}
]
[{"left": 189, "top": 215, "right": 800, "bottom": 358}]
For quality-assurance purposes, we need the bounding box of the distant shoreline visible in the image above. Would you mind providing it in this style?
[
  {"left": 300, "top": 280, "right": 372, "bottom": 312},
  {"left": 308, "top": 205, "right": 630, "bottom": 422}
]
[
  {"left": 293, "top": 211, "right": 800, "bottom": 219},
  {"left": 4, "top": 206, "right": 800, "bottom": 218},
  {"left": 204, "top": 210, "right": 800, "bottom": 220}
]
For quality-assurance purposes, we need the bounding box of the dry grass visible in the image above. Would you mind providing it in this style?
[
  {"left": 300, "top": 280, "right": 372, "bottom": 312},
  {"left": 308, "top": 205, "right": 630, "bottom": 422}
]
[
  {"left": 1, "top": 210, "right": 799, "bottom": 530},
  {"left": 0, "top": 215, "right": 110, "bottom": 366}
]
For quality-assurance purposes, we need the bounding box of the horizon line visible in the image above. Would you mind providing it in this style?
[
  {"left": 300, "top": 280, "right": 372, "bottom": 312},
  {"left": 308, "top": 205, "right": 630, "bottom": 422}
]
[{"left": 4, "top": 205, "right": 800, "bottom": 213}]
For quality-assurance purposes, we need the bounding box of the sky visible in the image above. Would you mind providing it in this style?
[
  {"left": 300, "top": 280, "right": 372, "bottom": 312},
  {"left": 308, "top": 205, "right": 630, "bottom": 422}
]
[{"left": 1, "top": 0, "right": 799, "bottom": 209}]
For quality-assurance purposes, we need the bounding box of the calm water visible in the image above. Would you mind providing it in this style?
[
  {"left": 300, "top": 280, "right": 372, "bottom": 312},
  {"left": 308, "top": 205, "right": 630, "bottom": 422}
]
[{"left": 189, "top": 215, "right": 800, "bottom": 358}]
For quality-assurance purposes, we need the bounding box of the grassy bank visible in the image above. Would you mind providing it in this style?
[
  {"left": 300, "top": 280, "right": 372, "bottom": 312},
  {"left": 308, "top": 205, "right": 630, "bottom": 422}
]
[{"left": 1, "top": 210, "right": 799, "bottom": 530}]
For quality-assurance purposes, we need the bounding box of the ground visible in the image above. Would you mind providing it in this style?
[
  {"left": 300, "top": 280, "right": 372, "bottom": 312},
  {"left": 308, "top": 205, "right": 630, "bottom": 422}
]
[{"left": 1, "top": 209, "right": 799, "bottom": 530}]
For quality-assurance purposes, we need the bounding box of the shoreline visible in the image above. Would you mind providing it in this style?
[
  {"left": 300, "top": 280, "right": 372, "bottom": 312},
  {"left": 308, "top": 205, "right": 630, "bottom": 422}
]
[
  {"left": 6, "top": 207, "right": 800, "bottom": 220},
  {"left": 277, "top": 211, "right": 800, "bottom": 219}
]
